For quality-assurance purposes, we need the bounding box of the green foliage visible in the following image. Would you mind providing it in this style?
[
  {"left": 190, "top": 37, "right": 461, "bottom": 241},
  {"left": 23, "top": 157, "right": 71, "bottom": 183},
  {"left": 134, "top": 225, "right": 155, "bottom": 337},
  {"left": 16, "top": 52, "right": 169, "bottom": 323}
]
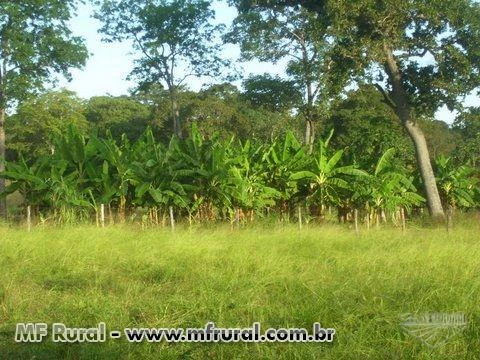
[
  {"left": 95, "top": 0, "right": 229, "bottom": 135},
  {"left": 327, "top": 86, "right": 414, "bottom": 170},
  {"left": 242, "top": 74, "right": 303, "bottom": 112},
  {"left": 418, "top": 118, "right": 461, "bottom": 159},
  {"left": 7, "top": 90, "right": 88, "bottom": 160},
  {"left": 453, "top": 107, "right": 480, "bottom": 167},
  {"left": 142, "top": 84, "right": 299, "bottom": 142},
  {"left": 263, "top": 131, "right": 310, "bottom": 207},
  {"left": 434, "top": 155, "right": 478, "bottom": 209},
  {"left": 96, "top": 0, "right": 227, "bottom": 87},
  {"left": 353, "top": 148, "right": 425, "bottom": 214},
  {"left": 84, "top": 96, "right": 154, "bottom": 142},
  {"left": 227, "top": 2, "right": 332, "bottom": 146},
  {"left": 292, "top": 131, "right": 368, "bottom": 213},
  {"left": 0, "top": 0, "right": 88, "bottom": 217},
  {"left": 0, "top": 0, "right": 88, "bottom": 108},
  {"left": 1, "top": 123, "right": 478, "bottom": 225},
  {"left": 244, "top": 0, "right": 480, "bottom": 117}
]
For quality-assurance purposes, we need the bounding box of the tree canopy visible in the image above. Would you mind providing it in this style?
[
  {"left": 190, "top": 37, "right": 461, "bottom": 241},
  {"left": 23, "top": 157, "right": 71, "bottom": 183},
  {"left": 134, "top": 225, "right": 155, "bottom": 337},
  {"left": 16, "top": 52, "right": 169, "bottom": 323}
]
[
  {"left": 95, "top": 0, "right": 229, "bottom": 137},
  {"left": 226, "top": 2, "right": 331, "bottom": 148},
  {"left": 7, "top": 90, "right": 88, "bottom": 159},
  {"left": 0, "top": 0, "right": 89, "bottom": 218},
  {"left": 231, "top": 0, "right": 480, "bottom": 218}
]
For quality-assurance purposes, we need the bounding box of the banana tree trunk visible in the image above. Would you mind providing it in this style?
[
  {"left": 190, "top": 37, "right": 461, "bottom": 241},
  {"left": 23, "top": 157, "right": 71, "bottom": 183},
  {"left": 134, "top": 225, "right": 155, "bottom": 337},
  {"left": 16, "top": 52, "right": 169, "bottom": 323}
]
[{"left": 383, "top": 44, "right": 444, "bottom": 218}]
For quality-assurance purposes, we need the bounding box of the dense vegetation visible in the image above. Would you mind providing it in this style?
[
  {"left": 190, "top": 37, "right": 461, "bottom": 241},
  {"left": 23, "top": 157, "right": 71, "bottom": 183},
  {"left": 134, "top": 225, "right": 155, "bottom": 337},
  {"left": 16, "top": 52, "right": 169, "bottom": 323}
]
[
  {"left": 2, "top": 121, "right": 478, "bottom": 226},
  {"left": 0, "top": 1, "right": 479, "bottom": 357},
  {"left": 1, "top": 0, "right": 479, "bottom": 223}
]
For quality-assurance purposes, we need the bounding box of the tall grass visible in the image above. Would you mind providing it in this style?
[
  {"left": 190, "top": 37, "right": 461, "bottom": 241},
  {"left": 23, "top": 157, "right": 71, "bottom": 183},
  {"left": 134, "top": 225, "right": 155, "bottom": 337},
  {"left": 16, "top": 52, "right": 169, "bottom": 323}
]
[{"left": 0, "top": 223, "right": 479, "bottom": 359}]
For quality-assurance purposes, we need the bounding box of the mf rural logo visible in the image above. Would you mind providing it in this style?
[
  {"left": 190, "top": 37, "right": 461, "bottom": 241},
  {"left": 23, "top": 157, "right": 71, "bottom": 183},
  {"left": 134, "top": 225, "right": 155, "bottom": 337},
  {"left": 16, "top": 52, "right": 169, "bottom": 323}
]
[{"left": 400, "top": 312, "right": 467, "bottom": 349}]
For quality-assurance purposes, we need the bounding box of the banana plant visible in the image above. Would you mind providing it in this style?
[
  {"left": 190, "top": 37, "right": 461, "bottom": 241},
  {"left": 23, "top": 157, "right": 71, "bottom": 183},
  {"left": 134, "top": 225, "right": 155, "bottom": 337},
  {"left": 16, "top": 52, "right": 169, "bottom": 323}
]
[
  {"left": 129, "top": 132, "right": 193, "bottom": 212},
  {"left": 174, "top": 125, "right": 238, "bottom": 220},
  {"left": 88, "top": 132, "right": 135, "bottom": 221},
  {"left": 353, "top": 148, "right": 425, "bottom": 224},
  {"left": 291, "top": 131, "right": 367, "bottom": 219},
  {"left": 435, "top": 155, "right": 478, "bottom": 209},
  {"left": 262, "top": 131, "right": 311, "bottom": 213},
  {"left": 227, "top": 139, "right": 280, "bottom": 218},
  {"left": 0, "top": 156, "right": 51, "bottom": 208}
]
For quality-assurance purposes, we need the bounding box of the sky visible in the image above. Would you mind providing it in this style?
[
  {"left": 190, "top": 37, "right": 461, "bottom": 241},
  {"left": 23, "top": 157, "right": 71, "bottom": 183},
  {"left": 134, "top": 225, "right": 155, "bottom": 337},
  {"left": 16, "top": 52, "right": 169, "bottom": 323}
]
[
  {"left": 57, "top": 0, "right": 479, "bottom": 124},
  {"left": 58, "top": 1, "right": 280, "bottom": 95}
]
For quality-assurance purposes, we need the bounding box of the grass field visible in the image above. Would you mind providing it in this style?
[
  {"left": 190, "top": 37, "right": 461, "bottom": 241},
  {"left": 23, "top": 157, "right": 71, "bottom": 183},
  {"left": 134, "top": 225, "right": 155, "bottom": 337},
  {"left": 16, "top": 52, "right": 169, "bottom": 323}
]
[{"left": 1, "top": 222, "right": 480, "bottom": 359}]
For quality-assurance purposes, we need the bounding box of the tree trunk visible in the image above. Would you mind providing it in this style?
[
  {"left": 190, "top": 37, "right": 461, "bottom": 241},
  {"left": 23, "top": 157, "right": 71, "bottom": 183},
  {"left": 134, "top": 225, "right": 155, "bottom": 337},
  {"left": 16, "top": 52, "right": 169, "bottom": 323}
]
[
  {"left": 383, "top": 44, "right": 444, "bottom": 218},
  {"left": 305, "top": 119, "right": 315, "bottom": 154},
  {"left": 169, "top": 86, "right": 181, "bottom": 138},
  {"left": 305, "top": 119, "right": 312, "bottom": 150},
  {"left": 403, "top": 121, "right": 444, "bottom": 217},
  {"left": 172, "top": 98, "right": 181, "bottom": 138},
  {"left": 301, "top": 42, "right": 316, "bottom": 154},
  {"left": 0, "top": 107, "right": 6, "bottom": 219}
]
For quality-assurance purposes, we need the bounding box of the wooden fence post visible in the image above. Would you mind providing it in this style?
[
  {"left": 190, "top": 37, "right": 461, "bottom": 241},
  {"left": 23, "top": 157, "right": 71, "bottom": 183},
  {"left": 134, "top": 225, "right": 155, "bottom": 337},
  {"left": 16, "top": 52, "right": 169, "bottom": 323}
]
[
  {"left": 169, "top": 206, "right": 175, "bottom": 231},
  {"left": 354, "top": 208, "right": 359, "bottom": 236},
  {"left": 27, "top": 205, "right": 31, "bottom": 232},
  {"left": 235, "top": 208, "right": 240, "bottom": 228},
  {"left": 100, "top": 204, "right": 105, "bottom": 228},
  {"left": 298, "top": 205, "right": 302, "bottom": 230}
]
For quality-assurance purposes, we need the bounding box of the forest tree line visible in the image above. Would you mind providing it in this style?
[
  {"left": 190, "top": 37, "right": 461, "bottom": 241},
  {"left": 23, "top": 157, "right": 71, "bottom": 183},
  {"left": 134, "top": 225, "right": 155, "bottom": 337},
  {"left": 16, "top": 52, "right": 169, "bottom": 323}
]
[
  {"left": 1, "top": 0, "right": 480, "bottom": 221},
  {"left": 1, "top": 85, "right": 478, "bottom": 226},
  {"left": 4, "top": 85, "right": 479, "bottom": 171}
]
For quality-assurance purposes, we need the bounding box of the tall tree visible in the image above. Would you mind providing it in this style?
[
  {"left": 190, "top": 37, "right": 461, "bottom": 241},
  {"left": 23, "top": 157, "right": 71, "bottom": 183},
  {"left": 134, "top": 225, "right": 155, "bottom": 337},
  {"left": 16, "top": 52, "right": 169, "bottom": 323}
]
[
  {"left": 96, "top": 0, "right": 228, "bottom": 138},
  {"left": 453, "top": 107, "right": 480, "bottom": 167},
  {"left": 84, "top": 95, "right": 154, "bottom": 142},
  {"left": 0, "top": 0, "right": 88, "bottom": 218},
  {"left": 234, "top": 0, "right": 480, "bottom": 218},
  {"left": 8, "top": 90, "right": 88, "bottom": 160},
  {"left": 226, "top": 3, "right": 331, "bottom": 150},
  {"left": 328, "top": 85, "right": 415, "bottom": 171},
  {"left": 241, "top": 74, "right": 303, "bottom": 113},
  {"left": 418, "top": 118, "right": 460, "bottom": 159}
]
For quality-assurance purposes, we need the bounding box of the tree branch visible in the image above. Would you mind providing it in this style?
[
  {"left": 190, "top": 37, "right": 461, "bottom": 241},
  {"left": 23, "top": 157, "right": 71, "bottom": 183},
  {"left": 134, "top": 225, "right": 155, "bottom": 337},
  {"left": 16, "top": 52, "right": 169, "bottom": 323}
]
[{"left": 374, "top": 83, "right": 397, "bottom": 110}]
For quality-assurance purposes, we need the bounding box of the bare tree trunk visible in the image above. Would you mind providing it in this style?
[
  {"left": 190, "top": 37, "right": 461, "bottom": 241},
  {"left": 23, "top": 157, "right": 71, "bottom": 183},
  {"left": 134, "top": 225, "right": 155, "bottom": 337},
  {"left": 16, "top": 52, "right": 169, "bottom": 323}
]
[
  {"left": 383, "top": 44, "right": 444, "bottom": 218},
  {"left": 169, "top": 84, "right": 182, "bottom": 138},
  {"left": 446, "top": 205, "right": 453, "bottom": 233},
  {"left": 108, "top": 204, "right": 114, "bottom": 225},
  {"left": 306, "top": 120, "right": 315, "bottom": 153},
  {"left": 118, "top": 196, "right": 126, "bottom": 224},
  {"left": 171, "top": 97, "right": 181, "bottom": 138},
  {"left": 305, "top": 120, "right": 312, "bottom": 151},
  {"left": 300, "top": 40, "right": 316, "bottom": 154},
  {"left": 0, "top": 107, "right": 5, "bottom": 219},
  {"left": 404, "top": 121, "right": 444, "bottom": 217}
]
